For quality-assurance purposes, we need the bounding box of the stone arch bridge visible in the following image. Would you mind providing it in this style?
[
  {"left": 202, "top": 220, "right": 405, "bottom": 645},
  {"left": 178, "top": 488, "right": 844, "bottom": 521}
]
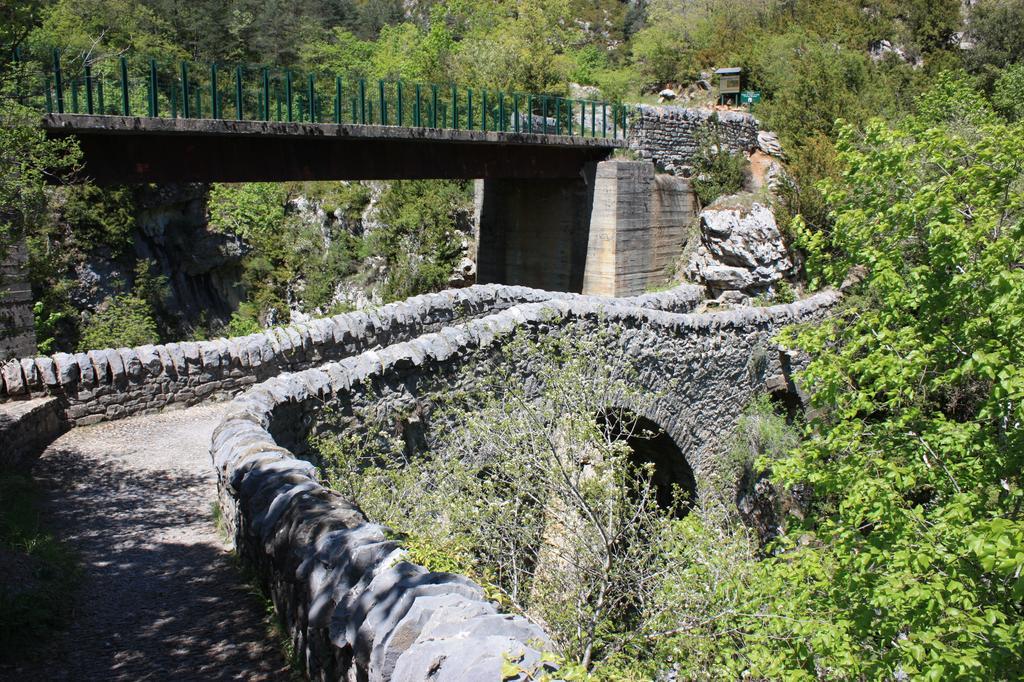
[{"left": 1, "top": 283, "right": 837, "bottom": 680}]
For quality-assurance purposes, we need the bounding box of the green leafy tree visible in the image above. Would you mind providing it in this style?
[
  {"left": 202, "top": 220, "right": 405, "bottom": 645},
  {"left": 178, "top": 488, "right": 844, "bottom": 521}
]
[
  {"left": 992, "top": 63, "right": 1024, "bottom": 122},
  {"left": 728, "top": 76, "right": 1024, "bottom": 679},
  {"left": 367, "top": 180, "right": 470, "bottom": 302},
  {"left": 966, "top": 0, "right": 1024, "bottom": 74},
  {"left": 0, "top": 94, "right": 80, "bottom": 258}
]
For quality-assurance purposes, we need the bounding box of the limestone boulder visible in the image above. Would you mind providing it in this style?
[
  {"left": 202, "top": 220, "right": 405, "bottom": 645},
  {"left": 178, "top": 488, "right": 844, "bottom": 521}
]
[
  {"left": 756, "top": 130, "right": 785, "bottom": 159},
  {"left": 687, "top": 198, "right": 793, "bottom": 295}
]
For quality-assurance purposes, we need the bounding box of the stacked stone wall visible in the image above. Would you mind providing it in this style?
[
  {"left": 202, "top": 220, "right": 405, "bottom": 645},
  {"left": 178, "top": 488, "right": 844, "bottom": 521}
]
[
  {"left": 212, "top": 290, "right": 838, "bottom": 681},
  {"left": 0, "top": 397, "right": 64, "bottom": 471},
  {"left": 0, "top": 284, "right": 704, "bottom": 429},
  {"left": 0, "top": 239, "right": 37, "bottom": 360},
  {"left": 627, "top": 105, "right": 760, "bottom": 176}
]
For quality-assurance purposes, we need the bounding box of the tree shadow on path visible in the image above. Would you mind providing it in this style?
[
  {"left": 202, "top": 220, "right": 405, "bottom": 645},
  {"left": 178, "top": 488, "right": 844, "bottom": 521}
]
[{"left": 1, "top": 441, "right": 292, "bottom": 681}]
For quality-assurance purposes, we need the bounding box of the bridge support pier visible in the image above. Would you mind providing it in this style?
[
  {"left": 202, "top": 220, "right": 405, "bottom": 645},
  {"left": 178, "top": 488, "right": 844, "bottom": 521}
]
[
  {"left": 474, "top": 166, "right": 596, "bottom": 293},
  {"left": 474, "top": 160, "right": 696, "bottom": 297}
]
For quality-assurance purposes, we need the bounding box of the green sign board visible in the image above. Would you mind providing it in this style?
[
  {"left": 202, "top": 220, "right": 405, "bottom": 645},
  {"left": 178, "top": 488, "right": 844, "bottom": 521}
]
[{"left": 740, "top": 90, "right": 762, "bottom": 105}]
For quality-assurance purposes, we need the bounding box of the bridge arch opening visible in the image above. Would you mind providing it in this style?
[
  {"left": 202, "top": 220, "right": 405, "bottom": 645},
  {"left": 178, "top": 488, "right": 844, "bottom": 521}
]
[{"left": 599, "top": 410, "right": 696, "bottom": 518}]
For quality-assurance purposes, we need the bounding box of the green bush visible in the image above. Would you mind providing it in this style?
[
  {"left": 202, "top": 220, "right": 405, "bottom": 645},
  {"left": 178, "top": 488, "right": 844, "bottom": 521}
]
[
  {"left": 313, "top": 323, "right": 683, "bottom": 670},
  {"left": 77, "top": 294, "right": 159, "bottom": 351},
  {"left": 993, "top": 63, "right": 1024, "bottom": 121},
  {"left": 368, "top": 179, "right": 470, "bottom": 303},
  {"left": 690, "top": 120, "right": 748, "bottom": 207}
]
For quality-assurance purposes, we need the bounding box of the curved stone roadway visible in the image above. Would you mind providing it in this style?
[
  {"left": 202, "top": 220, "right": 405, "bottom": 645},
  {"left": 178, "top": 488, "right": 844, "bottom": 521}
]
[{"left": 2, "top": 402, "right": 290, "bottom": 681}]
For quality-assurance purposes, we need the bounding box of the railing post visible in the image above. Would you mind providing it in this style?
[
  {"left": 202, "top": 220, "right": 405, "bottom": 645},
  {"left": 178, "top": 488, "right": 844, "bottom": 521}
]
[
  {"left": 568, "top": 99, "right": 574, "bottom": 136},
  {"left": 602, "top": 102, "right": 607, "bottom": 138},
  {"left": 235, "top": 66, "right": 243, "bottom": 120},
  {"left": 97, "top": 77, "right": 105, "bottom": 114},
  {"left": 498, "top": 92, "right": 505, "bottom": 132},
  {"left": 52, "top": 48, "right": 64, "bottom": 113},
  {"left": 397, "top": 81, "right": 403, "bottom": 126},
  {"left": 308, "top": 73, "right": 316, "bottom": 122},
  {"left": 181, "top": 62, "right": 190, "bottom": 118},
  {"left": 431, "top": 85, "right": 438, "bottom": 128},
  {"left": 85, "top": 65, "right": 94, "bottom": 114},
  {"left": 526, "top": 95, "right": 532, "bottom": 133},
  {"left": 612, "top": 103, "right": 618, "bottom": 139},
  {"left": 210, "top": 63, "right": 219, "bottom": 119},
  {"left": 378, "top": 80, "right": 386, "bottom": 125},
  {"left": 451, "top": 85, "right": 457, "bottom": 130},
  {"left": 335, "top": 76, "right": 343, "bottom": 124},
  {"left": 591, "top": 101, "right": 596, "bottom": 138},
  {"left": 285, "top": 70, "right": 293, "bottom": 122},
  {"left": 580, "top": 99, "right": 586, "bottom": 134},
  {"left": 195, "top": 75, "right": 201, "bottom": 119},
  {"left": 467, "top": 88, "right": 473, "bottom": 130},
  {"left": 359, "top": 79, "right": 366, "bottom": 124},
  {"left": 44, "top": 77, "right": 53, "bottom": 113},
  {"left": 262, "top": 68, "right": 270, "bottom": 120},
  {"left": 541, "top": 96, "right": 548, "bottom": 135},
  {"left": 351, "top": 95, "right": 357, "bottom": 124},
  {"left": 120, "top": 56, "right": 130, "bottom": 116},
  {"left": 555, "top": 97, "right": 561, "bottom": 136},
  {"left": 481, "top": 89, "right": 487, "bottom": 131},
  {"left": 514, "top": 94, "right": 520, "bottom": 132},
  {"left": 149, "top": 59, "right": 158, "bottom": 117},
  {"left": 414, "top": 83, "right": 421, "bottom": 127}
]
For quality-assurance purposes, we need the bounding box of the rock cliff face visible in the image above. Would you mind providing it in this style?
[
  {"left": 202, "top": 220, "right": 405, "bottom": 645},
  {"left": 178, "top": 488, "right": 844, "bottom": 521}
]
[
  {"left": 64, "top": 184, "right": 246, "bottom": 331},
  {"left": 687, "top": 197, "right": 794, "bottom": 297},
  {"left": 134, "top": 184, "right": 246, "bottom": 324}
]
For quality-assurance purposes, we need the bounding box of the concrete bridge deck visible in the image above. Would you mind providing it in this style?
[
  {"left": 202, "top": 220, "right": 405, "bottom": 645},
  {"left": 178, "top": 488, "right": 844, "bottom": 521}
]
[{"left": 42, "top": 114, "right": 624, "bottom": 184}]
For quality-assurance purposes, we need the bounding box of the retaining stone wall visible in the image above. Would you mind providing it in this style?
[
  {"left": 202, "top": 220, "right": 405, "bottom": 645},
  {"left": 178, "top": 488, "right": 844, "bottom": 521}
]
[
  {"left": 0, "top": 397, "right": 64, "bottom": 471},
  {"left": 212, "top": 290, "right": 837, "bottom": 682},
  {"left": 0, "top": 239, "right": 37, "bottom": 361},
  {"left": 0, "top": 284, "right": 704, "bottom": 431},
  {"left": 627, "top": 105, "right": 760, "bottom": 176}
]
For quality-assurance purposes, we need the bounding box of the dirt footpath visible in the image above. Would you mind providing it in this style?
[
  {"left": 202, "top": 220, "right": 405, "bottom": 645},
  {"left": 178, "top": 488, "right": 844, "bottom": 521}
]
[{"left": 2, "top": 402, "right": 291, "bottom": 681}]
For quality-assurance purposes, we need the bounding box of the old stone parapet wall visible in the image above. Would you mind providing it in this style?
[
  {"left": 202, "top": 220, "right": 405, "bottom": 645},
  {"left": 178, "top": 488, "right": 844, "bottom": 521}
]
[
  {"left": 627, "top": 105, "right": 760, "bottom": 176},
  {"left": 0, "top": 283, "right": 704, "bottom": 431},
  {"left": 212, "top": 290, "right": 838, "bottom": 681},
  {"left": 0, "top": 397, "right": 64, "bottom": 471}
]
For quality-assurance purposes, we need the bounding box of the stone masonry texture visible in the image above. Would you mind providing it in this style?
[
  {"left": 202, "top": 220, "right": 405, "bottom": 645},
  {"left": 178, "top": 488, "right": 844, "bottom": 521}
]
[
  {"left": 0, "top": 284, "right": 703, "bottom": 435},
  {"left": 627, "top": 105, "right": 761, "bottom": 176}
]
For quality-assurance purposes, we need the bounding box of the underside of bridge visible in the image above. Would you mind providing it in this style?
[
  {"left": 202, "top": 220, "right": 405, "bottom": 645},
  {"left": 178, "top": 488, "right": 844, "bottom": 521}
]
[{"left": 41, "top": 114, "right": 692, "bottom": 299}]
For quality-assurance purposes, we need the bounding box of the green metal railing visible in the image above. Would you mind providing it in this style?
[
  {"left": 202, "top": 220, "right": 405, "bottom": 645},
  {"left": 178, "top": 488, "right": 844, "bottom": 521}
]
[{"left": 13, "top": 49, "right": 630, "bottom": 141}]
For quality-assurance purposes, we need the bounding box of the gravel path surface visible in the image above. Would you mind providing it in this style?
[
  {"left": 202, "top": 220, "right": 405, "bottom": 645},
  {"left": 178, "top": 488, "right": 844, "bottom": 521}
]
[{"left": 2, "top": 402, "right": 292, "bottom": 681}]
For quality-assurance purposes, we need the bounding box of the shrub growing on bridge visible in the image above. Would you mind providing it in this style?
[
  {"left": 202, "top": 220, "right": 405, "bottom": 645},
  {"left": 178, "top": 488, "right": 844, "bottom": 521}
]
[{"left": 313, "top": 321, "right": 700, "bottom": 674}]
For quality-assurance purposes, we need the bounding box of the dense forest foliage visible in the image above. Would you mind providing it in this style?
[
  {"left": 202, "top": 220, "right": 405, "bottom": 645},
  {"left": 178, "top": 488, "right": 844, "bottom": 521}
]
[
  {"left": 2, "top": 0, "right": 1023, "bottom": 679},
  {"left": 4, "top": 0, "right": 1024, "bottom": 348}
]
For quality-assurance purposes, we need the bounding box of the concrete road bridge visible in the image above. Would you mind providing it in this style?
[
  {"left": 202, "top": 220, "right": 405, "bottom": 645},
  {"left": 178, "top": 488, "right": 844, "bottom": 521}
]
[{"left": 21, "top": 48, "right": 690, "bottom": 298}]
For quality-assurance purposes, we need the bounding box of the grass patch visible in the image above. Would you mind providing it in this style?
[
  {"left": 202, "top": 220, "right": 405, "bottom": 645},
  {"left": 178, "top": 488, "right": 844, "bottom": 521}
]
[{"left": 0, "top": 473, "right": 79, "bottom": 663}]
